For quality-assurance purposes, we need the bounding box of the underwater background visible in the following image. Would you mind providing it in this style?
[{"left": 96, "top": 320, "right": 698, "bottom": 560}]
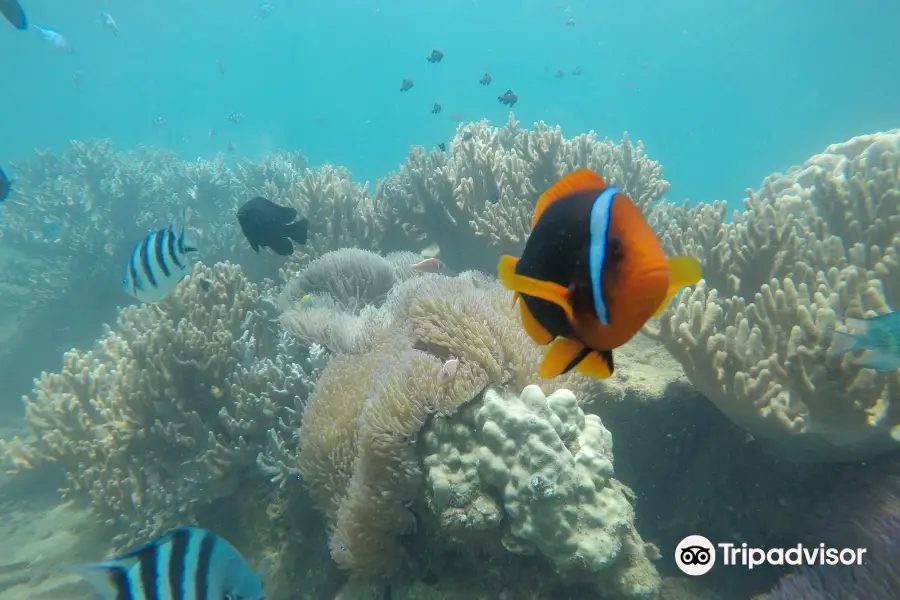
[{"left": 1, "top": 0, "right": 899, "bottom": 599}]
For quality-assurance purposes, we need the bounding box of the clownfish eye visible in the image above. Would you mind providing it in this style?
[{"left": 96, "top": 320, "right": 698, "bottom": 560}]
[{"left": 606, "top": 236, "right": 624, "bottom": 265}]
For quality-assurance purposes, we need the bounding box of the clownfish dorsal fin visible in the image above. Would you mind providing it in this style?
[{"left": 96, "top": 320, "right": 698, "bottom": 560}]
[{"left": 532, "top": 169, "right": 608, "bottom": 230}]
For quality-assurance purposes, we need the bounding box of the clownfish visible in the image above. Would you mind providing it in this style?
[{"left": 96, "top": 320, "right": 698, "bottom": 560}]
[{"left": 497, "top": 169, "right": 702, "bottom": 379}]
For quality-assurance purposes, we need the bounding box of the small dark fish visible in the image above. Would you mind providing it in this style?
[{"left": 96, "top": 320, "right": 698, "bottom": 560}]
[
  {"left": 226, "top": 141, "right": 237, "bottom": 152},
  {"left": 572, "top": 66, "right": 582, "bottom": 76},
  {"left": 72, "top": 71, "right": 82, "bottom": 87},
  {"left": 0, "top": 166, "right": 10, "bottom": 202},
  {"left": 565, "top": 16, "right": 576, "bottom": 26},
  {"left": 438, "top": 142, "right": 446, "bottom": 152},
  {"left": 226, "top": 111, "right": 245, "bottom": 123},
  {"left": 216, "top": 59, "right": 225, "bottom": 74},
  {"left": 479, "top": 73, "right": 491, "bottom": 85},
  {"left": 256, "top": 2, "right": 273, "bottom": 19},
  {"left": 426, "top": 49, "right": 443, "bottom": 63},
  {"left": 400, "top": 79, "right": 413, "bottom": 91},
  {"left": 498, "top": 89, "right": 518, "bottom": 107},
  {"left": 554, "top": 69, "right": 564, "bottom": 79},
  {"left": 208, "top": 128, "right": 217, "bottom": 139},
  {"left": 153, "top": 115, "right": 165, "bottom": 126},
  {"left": 431, "top": 103, "right": 442, "bottom": 114},
  {"left": 0, "top": 0, "right": 26, "bottom": 30},
  {"left": 237, "top": 196, "right": 309, "bottom": 256},
  {"left": 68, "top": 527, "right": 264, "bottom": 600},
  {"left": 462, "top": 131, "right": 473, "bottom": 141}
]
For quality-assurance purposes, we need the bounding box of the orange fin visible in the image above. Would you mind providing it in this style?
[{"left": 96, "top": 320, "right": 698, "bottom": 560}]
[
  {"left": 519, "top": 300, "right": 554, "bottom": 345},
  {"left": 575, "top": 350, "right": 614, "bottom": 379},
  {"left": 532, "top": 169, "right": 607, "bottom": 230},
  {"left": 497, "top": 255, "right": 574, "bottom": 321},
  {"left": 539, "top": 338, "right": 590, "bottom": 378},
  {"left": 653, "top": 256, "right": 704, "bottom": 316}
]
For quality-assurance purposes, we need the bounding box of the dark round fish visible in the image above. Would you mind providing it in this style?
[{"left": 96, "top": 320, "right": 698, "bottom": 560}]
[
  {"left": 0, "top": 0, "right": 26, "bottom": 30},
  {"left": 0, "top": 166, "right": 10, "bottom": 202},
  {"left": 237, "top": 196, "right": 309, "bottom": 256}
]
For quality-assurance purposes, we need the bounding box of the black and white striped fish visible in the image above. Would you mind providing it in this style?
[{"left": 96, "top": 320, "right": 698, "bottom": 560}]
[
  {"left": 70, "top": 527, "right": 265, "bottom": 600},
  {"left": 123, "top": 214, "right": 198, "bottom": 303}
]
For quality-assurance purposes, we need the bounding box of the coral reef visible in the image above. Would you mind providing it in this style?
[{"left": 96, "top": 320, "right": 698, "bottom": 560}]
[
  {"left": 423, "top": 385, "right": 660, "bottom": 598},
  {"left": 646, "top": 129, "right": 900, "bottom": 459},
  {"left": 271, "top": 249, "right": 621, "bottom": 587},
  {"left": 374, "top": 114, "right": 671, "bottom": 273},
  {"left": 0, "top": 262, "right": 315, "bottom": 547}
]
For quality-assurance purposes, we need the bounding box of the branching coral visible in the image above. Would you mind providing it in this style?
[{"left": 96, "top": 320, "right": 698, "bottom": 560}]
[
  {"left": 645, "top": 130, "right": 900, "bottom": 459},
  {"left": 0, "top": 262, "right": 314, "bottom": 547},
  {"left": 374, "top": 113, "right": 670, "bottom": 272}
]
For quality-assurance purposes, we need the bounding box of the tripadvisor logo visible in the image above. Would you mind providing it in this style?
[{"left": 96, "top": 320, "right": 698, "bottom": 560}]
[{"left": 675, "top": 535, "right": 869, "bottom": 575}]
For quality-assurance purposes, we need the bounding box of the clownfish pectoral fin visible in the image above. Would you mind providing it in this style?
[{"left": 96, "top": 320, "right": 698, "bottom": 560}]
[
  {"left": 497, "top": 255, "right": 574, "bottom": 321},
  {"left": 575, "top": 349, "right": 614, "bottom": 379},
  {"left": 519, "top": 299, "right": 554, "bottom": 345},
  {"left": 531, "top": 169, "right": 607, "bottom": 230},
  {"left": 539, "top": 338, "right": 591, "bottom": 378},
  {"left": 653, "top": 256, "right": 704, "bottom": 316}
]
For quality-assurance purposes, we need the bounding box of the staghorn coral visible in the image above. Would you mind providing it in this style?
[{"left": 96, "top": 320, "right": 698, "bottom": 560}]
[
  {"left": 374, "top": 113, "right": 670, "bottom": 273},
  {"left": 0, "top": 262, "right": 313, "bottom": 547},
  {"left": 277, "top": 249, "right": 601, "bottom": 579},
  {"left": 645, "top": 130, "right": 900, "bottom": 459}
]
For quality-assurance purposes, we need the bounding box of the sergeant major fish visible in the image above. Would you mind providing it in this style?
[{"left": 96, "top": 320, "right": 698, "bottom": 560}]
[
  {"left": 69, "top": 527, "right": 265, "bottom": 600},
  {"left": 123, "top": 209, "right": 198, "bottom": 303},
  {"left": 0, "top": 0, "right": 26, "bottom": 30},
  {"left": 237, "top": 196, "right": 309, "bottom": 256},
  {"left": 497, "top": 169, "right": 702, "bottom": 379}
]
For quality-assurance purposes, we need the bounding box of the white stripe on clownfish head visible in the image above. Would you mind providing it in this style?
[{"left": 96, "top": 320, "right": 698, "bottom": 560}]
[{"left": 588, "top": 186, "right": 618, "bottom": 326}]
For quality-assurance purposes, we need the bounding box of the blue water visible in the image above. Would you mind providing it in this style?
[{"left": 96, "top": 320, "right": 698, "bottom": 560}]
[{"left": 2, "top": 0, "right": 898, "bottom": 205}]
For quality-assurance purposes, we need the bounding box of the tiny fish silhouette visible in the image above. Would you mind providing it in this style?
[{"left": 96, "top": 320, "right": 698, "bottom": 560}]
[
  {"left": 237, "top": 196, "right": 309, "bottom": 256},
  {"left": 0, "top": 166, "right": 10, "bottom": 202},
  {"left": 226, "top": 112, "right": 245, "bottom": 123},
  {"left": 98, "top": 11, "right": 119, "bottom": 35},
  {"left": 0, "top": 0, "right": 26, "bottom": 29},
  {"left": 572, "top": 66, "right": 582, "bottom": 76},
  {"left": 35, "top": 25, "right": 74, "bottom": 54},
  {"left": 554, "top": 70, "right": 564, "bottom": 79},
  {"left": 426, "top": 49, "right": 443, "bottom": 63},
  {"left": 565, "top": 16, "right": 575, "bottom": 26},
  {"left": 479, "top": 73, "right": 491, "bottom": 85},
  {"left": 431, "top": 103, "right": 442, "bottom": 114},
  {"left": 498, "top": 89, "right": 517, "bottom": 107},
  {"left": 828, "top": 312, "right": 900, "bottom": 371},
  {"left": 400, "top": 79, "right": 413, "bottom": 91},
  {"left": 438, "top": 142, "right": 446, "bottom": 152}
]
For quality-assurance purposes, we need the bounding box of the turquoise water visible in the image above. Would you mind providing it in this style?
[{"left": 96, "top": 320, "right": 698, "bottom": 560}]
[
  {"left": 2, "top": 1, "right": 899, "bottom": 599},
  {"left": 3, "top": 0, "right": 897, "bottom": 204}
]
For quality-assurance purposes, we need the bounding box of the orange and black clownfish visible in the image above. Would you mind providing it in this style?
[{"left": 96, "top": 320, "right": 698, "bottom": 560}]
[{"left": 497, "top": 169, "right": 702, "bottom": 379}]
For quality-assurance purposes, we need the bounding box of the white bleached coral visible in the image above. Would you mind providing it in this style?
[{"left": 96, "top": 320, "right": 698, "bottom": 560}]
[{"left": 422, "top": 385, "right": 660, "bottom": 599}]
